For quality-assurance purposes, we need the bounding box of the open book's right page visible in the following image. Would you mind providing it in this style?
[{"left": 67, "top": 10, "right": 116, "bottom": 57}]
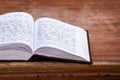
[{"left": 34, "top": 18, "right": 90, "bottom": 62}]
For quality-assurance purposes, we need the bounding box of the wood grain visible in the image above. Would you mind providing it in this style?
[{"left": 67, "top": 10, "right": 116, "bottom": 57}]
[
  {"left": 0, "top": 0, "right": 120, "bottom": 79},
  {"left": 0, "top": 0, "right": 120, "bottom": 62},
  {"left": 0, "top": 62, "right": 119, "bottom": 80}
]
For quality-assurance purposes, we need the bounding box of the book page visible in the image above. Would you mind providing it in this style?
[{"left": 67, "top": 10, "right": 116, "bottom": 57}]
[
  {"left": 76, "top": 29, "right": 90, "bottom": 62},
  {"left": 35, "top": 18, "right": 89, "bottom": 58},
  {"left": 35, "top": 18, "right": 90, "bottom": 62},
  {"left": 0, "top": 12, "right": 34, "bottom": 49},
  {"left": 35, "top": 18, "right": 77, "bottom": 53}
]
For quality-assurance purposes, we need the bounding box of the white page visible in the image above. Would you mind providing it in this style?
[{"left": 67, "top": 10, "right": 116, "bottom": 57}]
[
  {"left": 35, "top": 18, "right": 77, "bottom": 53},
  {"left": 76, "top": 29, "right": 90, "bottom": 62},
  {"left": 0, "top": 12, "right": 34, "bottom": 49},
  {"left": 34, "top": 18, "right": 90, "bottom": 61}
]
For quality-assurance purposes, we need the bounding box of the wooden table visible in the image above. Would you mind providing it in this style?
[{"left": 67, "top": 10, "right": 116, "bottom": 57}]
[{"left": 0, "top": 0, "right": 120, "bottom": 80}]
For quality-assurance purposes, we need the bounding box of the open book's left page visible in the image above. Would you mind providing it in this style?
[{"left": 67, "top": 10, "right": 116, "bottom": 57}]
[{"left": 0, "top": 12, "right": 34, "bottom": 60}]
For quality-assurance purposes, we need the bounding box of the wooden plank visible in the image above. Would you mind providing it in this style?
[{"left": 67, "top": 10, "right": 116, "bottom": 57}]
[
  {"left": 0, "top": 62, "right": 119, "bottom": 72},
  {"left": 0, "top": 62, "right": 119, "bottom": 80}
]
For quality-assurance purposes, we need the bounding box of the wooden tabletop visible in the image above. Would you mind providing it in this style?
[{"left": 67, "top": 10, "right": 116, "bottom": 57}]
[{"left": 0, "top": 0, "right": 120, "bottom": 80}]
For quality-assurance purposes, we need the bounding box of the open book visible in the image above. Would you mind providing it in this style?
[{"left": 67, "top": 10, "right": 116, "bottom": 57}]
[{"left": 0, "top": 12, "right": 91, "bottom": 63}]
